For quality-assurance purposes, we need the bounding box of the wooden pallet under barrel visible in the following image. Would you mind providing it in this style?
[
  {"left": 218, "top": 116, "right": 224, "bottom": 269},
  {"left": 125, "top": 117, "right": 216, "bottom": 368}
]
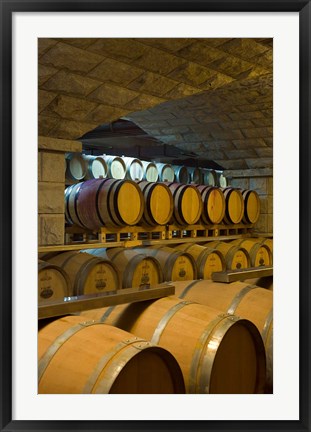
[{"left": 166, "top": 223, "right": 254, "bottom": 239}]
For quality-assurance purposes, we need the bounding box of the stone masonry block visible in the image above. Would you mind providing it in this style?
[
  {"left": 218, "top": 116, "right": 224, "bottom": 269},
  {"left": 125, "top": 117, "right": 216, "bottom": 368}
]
[
  {"left": 42, "top": 94, "right": 98, "bottom": 121},
  {"left": 49, "top": 119, "right": 98, "bottom": 140},
  {"left": 259, "top": 196, "right": 268, "bottom": 213},
  {"left": 38, "top": 151, "right": 66, "bottom": 183},
  {"left": 42, "top": 70, "right": 101, "bottom": 97},
  {"left": 267, "top": 214, "right": 273, "bottom": 233},
  {"left": 168, "top": 62, "right": 216, "bottom": 87},
  {"left": 132, "top": 47, "right": 185, "bottom": 75},
  {"left": 249, "top": 177, "right": 269, "bottom": 195},
  {"left": 88, "top": 58, "right": 144, "bottom": 86},
  {"left": 268, "top": 178, "right": 273, "bottom": 195},
  {"left": 39, "top": 214, "right": 64, "bottom": 246},
  {"left": 38, "top": 64, "right": 58, "bottom": 86},
  {"left": 38, "top": 182, "right": 65, "bottom": 213},
  {"left": 230, "top": 178, "right": 250, "bottom": 189},
  {"left": 254, "top": 213, "right": 268, "bottom": 233},
  {"left": 267, "top": 195, "right": 273, "bottom": 214},
  {"left": 88, "top": 83, "right": 139, "bottom": 106},
  {"left": 88, "top": 38, "right": 148, "bottom": 62},
  {"left": 127, "top": 71, "right": 178, "bottom": 97},
  {"left": 242, "top": 127, "right": 273, "bottom": 138}
]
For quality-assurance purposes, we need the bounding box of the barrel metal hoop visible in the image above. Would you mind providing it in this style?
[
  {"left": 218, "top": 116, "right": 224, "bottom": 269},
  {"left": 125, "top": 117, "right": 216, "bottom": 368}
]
[
  {"left": 227, "top": 284, "right": 257, "bottom": 315},
  {"left": 95, "top": 178, "right": 110, "bottom": 227},
  {"left": 74, "top": 183, "right": 88, "bottom": 229},
  {"left": 38, "top": 320, "right": 100, "bottom": 382},
  {"left": 74, "top": 256, "right": 102, "bottom": 296},
  {"left": 261, "top": 308, "right": 273, "bottom": 345},
  {"left": 106, "top": 180, "right": 123, "bottom": 226},
  {"left": 151, "top": 301, "right": 195, "bottom": 345},
  {"left": 179, "top": 280, "right": 201, "bottom": 299},
  {"left": 82, "top": 337, "right": 145, "bottom": 393},
  {"left": 188, "top": 313, "right": 232, "bottom": 393},
  {"left": 99, "top": 306, "right": 116, "bottom": 323}
]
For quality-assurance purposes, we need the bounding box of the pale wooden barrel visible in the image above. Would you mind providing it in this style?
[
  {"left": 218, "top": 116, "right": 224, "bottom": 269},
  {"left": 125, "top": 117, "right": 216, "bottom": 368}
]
[
  {"left": 82, "top": 297, "right": 266, "bottom": 394},
  {"left": 243, "top": 277, "right": 273, "bottom": 290},
  {"left": 38, "top": 260, "right": 70, "bottom": 304},
  {"left": 218, "top": 172, "right": 228, "bottom": 188},
  {"left": 38, "top": 315, "right": 185, "bottom": 394},
  {"left": 82, "top": 155, "right": 108, "bottom": 180},
  {"left": 174, "top": 243, "right": 226, "bottom": 279},
  {"left": 171, "top": 279, "right": 273, "bottom": 392},
  {"left": 222, "top": 187, "right": 245, "bottom": 224},
  {"left": 65, "top": 153, "right": 86, "bottom": 182},
  {"left": 65, "top": 178, "right": 144, "bottom": 230},
  {"left": 173, "top": 165, "right": 190, "bottom": 184},
  {"left": 103, "top": 155, "right": 126, "bottom": 179},
  {"left": 165, "top": 182, "right": 203, "bottom": 225},
  {"left": 196, "top": 185, "right": 225, "bottom": 224},
  {"left": 230, "top": 239, "right": 272, "bottom": 267},
  {"left": 156, "top": 163, "right": 175, "bottom": 182},
  {"left": 137, "top": 181, "right": 173, "bottom": 226},
  {"left": 87, "top": 248, "right": 163, "bottom": 289},
  {"left": 134, "top": 245, "right": 197, "bottom": 282},
  {"left": 141, "top": 161, "right": 159, "bottom": 182},
  {"left": 188, "top": 167, "right": 203, "bottom": 184},
  {"left": 44, "top": 251, "right": 120, "bottom": 295},
  {"left": 204, "top": 241, "right": 251, "bottom": 270},
  {"left": 241, "top": 189, "right": 261, "bottom": 224},
  {"left": 203, "top": 169, "right": 217, "bottom": 186},
  {"left": 242, "top": 237, "right": 273, "bottom": 263},
  {"left": 122, "top": 156, "right": 144, "bottom": 181}
]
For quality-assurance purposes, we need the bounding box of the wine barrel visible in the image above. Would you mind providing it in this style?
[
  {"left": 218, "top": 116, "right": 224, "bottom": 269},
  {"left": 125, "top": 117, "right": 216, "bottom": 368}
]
[
  {"left": 133, "top": 245, "right": 197, "bottom": 282},
  {"left": 196, "top": 185, "right": 225, "bottom": 224},
  {"left": 171, "top": 279, "right": 273, "bottom": 392},
  {"left": 218, "top": 172, "right": 228, "bottom": 188},
  {"left": 137, "top": 181, "right": 173, "bottom": 226},
  {"left": 203, "top": 241, "right": 251, "bottom": 270},
  {"left": 165, "top": 183, "right": 203, "bottom": 225},
  {"left": 188, "top": 167, "right": 203, "bottom": 184},
  {"left": 203, "top": 169, "right": 217, "bottom": 186},
  {"left": 173, "top": 165, "right": 190, "bottom": 184},
  {"left": 242, "top": 237, "right": 273, "bottom": 263},
  {"left": 82, "top": 155, "right": 108, "bottom": 180},
  {"left": 221, "top": 187, "right": 245, "bottom": 224},
  {"left": 86, "top": 248, "right": 163, "bottom": 289},
  {"left": 38, "top": 315, "right": 185, "bottom": 394},
  {"left": 103, "top": 155, "right": 126, "bottom": 179},
  {"left": 241, "top": 189, "right": 261, "bottom": 224},
  {"left": 65, "top": 153, "right": 86, "bottom": 182},
  {"left": 156, "top": 163, "right": 175, "bottom": 182},
  {"left": 38, "top": 260, "right": 70, "bottom": 303},
  {"left": 174, "top": 243, "right": 226, "bottom": 279},
  {"left": 230, "top": 239, "right": 272, "bottom": 267},
  {"left": 122, "top": 157, "right": 144, "bottom": 181},
  {"left": 45, "top": 251, "right": 120, "bottom": 295},
  {"left": 64, "top": 183, "right": 77, "bottom": 225},
  {"left": 82, "top": 297, "right": 266, "bottom": 394},
  {"left": 141, "top": 161, "right": 159, "bottom": 182},
  {"left": 243, "top": 277, "right": 273, "bottom": 290},
  {"left": 64, "top": 178, "right": 144, "bottom": 230}
]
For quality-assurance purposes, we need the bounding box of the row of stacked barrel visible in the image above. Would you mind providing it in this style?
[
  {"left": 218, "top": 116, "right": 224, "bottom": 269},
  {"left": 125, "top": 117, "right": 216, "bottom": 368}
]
[
  {"left": 66, "top": 153, "right": 227, "bottom": 186},
  {"left": 38, "top": 237, "right": 273, "bottom": 303},
  {"left": 65, "top": 177, "right": 260, "bottom": 231},
  {"left": 38, "top": 277, "right": 272, "bottom": 394}
]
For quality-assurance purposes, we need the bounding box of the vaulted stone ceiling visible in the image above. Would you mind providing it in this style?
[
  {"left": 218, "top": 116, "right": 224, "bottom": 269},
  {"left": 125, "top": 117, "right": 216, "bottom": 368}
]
[{"left": 38, "top": 37, "right": 272, "bottom": 170}]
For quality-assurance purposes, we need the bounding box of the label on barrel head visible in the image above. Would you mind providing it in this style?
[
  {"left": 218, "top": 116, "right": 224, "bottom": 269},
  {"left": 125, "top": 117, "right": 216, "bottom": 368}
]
[
  {"left": 204, "top": 252, "right": 224, "bottom": 279},
  {"left": 171, "top": 256, "right": 194, "bottom": 281},
  {"left": 132, "top": 259, "right": 159, "bottom": 289},
  {"left": 232, "top": 251, "right": 248, "bottom": 270}
]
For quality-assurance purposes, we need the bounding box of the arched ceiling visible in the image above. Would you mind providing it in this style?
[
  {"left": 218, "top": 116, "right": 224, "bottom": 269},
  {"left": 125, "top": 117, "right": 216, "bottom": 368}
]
[{"left": 39, "top": 37, "right": 272, "bottom": 170}]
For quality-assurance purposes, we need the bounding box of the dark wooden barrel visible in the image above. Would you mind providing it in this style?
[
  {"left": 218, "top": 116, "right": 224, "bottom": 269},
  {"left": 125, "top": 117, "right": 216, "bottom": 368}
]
[
  {"left": 165, "top": 182, "right": 203, "bottom": 225},
  {"left": 45, "top": 251, "right": 120, "bottom": 295},
  {"left": 172, "top": 279, "right": 273, "bottom": 392},
  {"left": 137, "top": 181, "right": 174, "bottom": 226},
  {"left": 65, "top": 153, "right": 86, "bottom": 182},
  {"left": 174, "top": 243, "right": 226, "bottom": 279},
  {"left": 82, "top": 297, "right": 266, "bottom": 394},
  {"left": 38, "top": 260, "right": 70, "bottom": 303},
  {"left": 196, "top": 185, "right": 225, "bottom": 224},
  {"left": 221, "top": 187, "right": 245, "bottom": 224},
  {"left": 133, "top": 245, "right": 198, "bottom": 282},
  {"left": 38, "top": 315, "right": 185, "bottom": 394},
  {"left": 65, "top": 178, "right": 144, "bottom": 230},
  {"left": 188, "top": 167, "right": 203, "bottom": 184},
  {"left": 173, "top": 165, "right": 190, "bottom": 184},
  {"left": 204, "top": 241, "right": 251, "bottom": 270},
  {"left": 86, "top": 247, "right": 163, "bottom": 289}
]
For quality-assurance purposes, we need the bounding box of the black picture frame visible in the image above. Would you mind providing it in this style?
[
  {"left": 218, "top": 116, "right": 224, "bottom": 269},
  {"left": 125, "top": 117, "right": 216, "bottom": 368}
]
[{"left": 1, "top": 1, "right": 310, "bottom": 431}]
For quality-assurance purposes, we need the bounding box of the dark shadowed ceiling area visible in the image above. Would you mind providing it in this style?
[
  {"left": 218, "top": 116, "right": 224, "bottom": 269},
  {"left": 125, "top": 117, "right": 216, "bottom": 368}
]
[{"left": 38, "top": 38, "right": 272, "bottom": 170}]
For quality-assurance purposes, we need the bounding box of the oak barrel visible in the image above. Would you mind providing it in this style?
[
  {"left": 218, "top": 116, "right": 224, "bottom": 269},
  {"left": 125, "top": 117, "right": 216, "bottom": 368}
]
[
  {"left": 171, "top": 279, "right": 273, "bottom": 392},
  {"left": 137, "top": 181, "right": 174, "bottom": 226},
  {"left": 82, "top": 297, "right": 266, "bottom": 394},
  {"left": 188, "top": 167, "right": 203, "bottom": 184},
  {"left": 38, "top": 260, "right": 70, "bottom": 303},
  {"left": 174, "top": 243, "right": 226, "bottom": 279},
  {"left": 221, "top": 187, "right": 245, "bottom": 224},
  {"left": 165, "top": 182, "right": 203, "bottom": 225},
  {"left": 122, "top": 156, "right": 144, "bottom": 181},
  {"left": 103, "top": 155, "right": 126, "bottom": 179},
  {"left": 173, "top": 165, "right": 190, "bottom": 184},
  {"left": 204, "top": 241, "right": 251, "bottom": 270},
  {"left": 218, "top": 173, "right": 228, "bottom": 188},
  {"left": 241, "top": 189, "right": 261, "bottom": 224},
  {"left": 203, "top": 169, "right": 217, "bottom": 186},
  {"left": 65, "top": 178, "right": 144, "bottom": 230},
  {"left": 86, "top": 247, "right": 163, "bottom": 289},
  {"left": 141, "top": 161, "right": 159, "bottom": 182},
  {"left": 45, "top": 251, "right": 120, "bottom": 295},
  {"left": 156, "top": 163, "right": 175, "bottom": 182},
  {"left": 133, "top": 245, "right": 198, "bottom": 282},
  {"left": 38, "top": 315, "right": 185, "bottom": 394},
  {"left": 230, "top": 239, "right": 272, "bottom": 267},
  {"left": 82, "top": 155, "right": 108, "bottom": 180},
  {"left": 65, "top": 153, "right": 86, "bottom": 182},
  {"left": 196, "top": 185, "right": 225, "bottom": 224}
]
